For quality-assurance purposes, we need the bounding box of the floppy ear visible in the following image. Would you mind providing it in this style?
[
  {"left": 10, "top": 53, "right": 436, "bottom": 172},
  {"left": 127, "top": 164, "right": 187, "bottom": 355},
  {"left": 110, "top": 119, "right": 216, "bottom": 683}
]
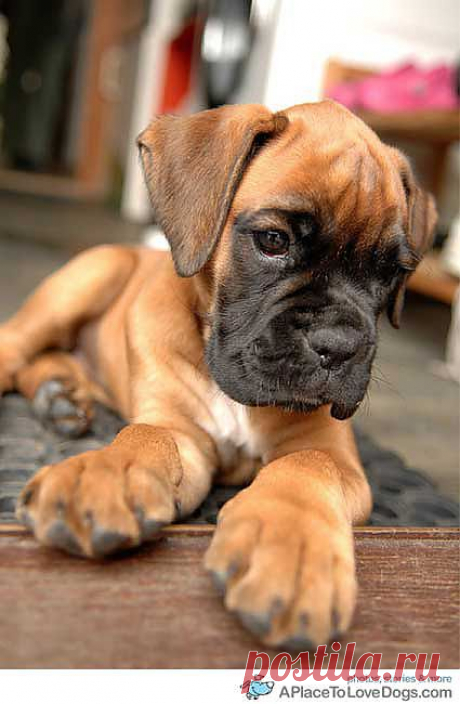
[
  {"left": 137, "top": 105, "right": 287, "bottom": 277},
  {"left": 387, "top": 160, "right": 437, "bottom": 328},
  {"left": 387, "top": 272, "right": 410, "bottom": 330}
]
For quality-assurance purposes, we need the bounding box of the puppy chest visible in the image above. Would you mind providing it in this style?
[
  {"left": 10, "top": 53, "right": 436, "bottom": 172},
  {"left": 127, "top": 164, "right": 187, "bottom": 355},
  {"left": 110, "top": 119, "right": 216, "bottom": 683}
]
[{"left": 203, "top": 391, "right": 263, "bottom": 478}]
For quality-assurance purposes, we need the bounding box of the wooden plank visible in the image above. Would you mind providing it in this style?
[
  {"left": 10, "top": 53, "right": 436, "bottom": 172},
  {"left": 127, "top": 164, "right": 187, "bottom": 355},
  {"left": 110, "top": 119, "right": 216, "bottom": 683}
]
[
  {"left": 0, "top": 528, "right": 458, "bottom": 668},
  {"left": 0, "top": 522, "right": 214, "bottom": 536},
  {"left": 0, "top": 522, "right": 456, "bottom": 537}
]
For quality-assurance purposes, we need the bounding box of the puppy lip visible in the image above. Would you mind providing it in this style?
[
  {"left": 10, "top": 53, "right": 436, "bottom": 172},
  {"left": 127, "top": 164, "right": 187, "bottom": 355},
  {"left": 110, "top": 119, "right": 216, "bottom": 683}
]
[{"left": 330, "top": 400, "right": 361, "bottom": 421}]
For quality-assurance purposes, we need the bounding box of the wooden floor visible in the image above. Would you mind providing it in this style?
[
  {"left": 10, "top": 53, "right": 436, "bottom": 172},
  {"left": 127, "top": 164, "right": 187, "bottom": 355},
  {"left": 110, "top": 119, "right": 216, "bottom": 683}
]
[{"left": 0, "top": 525, "right": 458, "bottom": 669}]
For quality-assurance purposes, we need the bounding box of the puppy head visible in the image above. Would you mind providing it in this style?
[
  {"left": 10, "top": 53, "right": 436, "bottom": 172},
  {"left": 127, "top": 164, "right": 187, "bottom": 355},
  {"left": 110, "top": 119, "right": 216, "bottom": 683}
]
[{"left": 139, "top": 101, "right": 436, "bottom": 419}]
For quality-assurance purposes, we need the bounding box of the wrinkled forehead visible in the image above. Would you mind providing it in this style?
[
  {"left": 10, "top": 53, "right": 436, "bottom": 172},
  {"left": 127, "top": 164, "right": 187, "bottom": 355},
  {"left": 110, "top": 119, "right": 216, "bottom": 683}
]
[{"left": 231, "top": 101, "right": 407, "bottom": 242}]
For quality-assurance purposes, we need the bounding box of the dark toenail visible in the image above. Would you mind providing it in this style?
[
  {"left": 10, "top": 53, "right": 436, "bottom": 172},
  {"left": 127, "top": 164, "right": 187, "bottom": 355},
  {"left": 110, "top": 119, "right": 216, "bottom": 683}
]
[
  {"left": 91, "top": 527, "right": 132, "bottom": 557},
  {"left": 47, "top": 521, "right": 82, "bottom": 556},
  {"left": 133, "top": 507, "right": 165, "bottom": 540},
  {"left": 331, "top": 609, "right": 342, "bottom": 636},
  {"left": 279, "top": 635, "right": 316, "bottom": 653},
  {"left": 174, "top": 499, "right": 182, "bottom": 519},
  {"left": 236, "top": 610, "right": 272, "bottom": 638},
  {"left": 209, "top": 570, "right": 228, "bottom": 595},
  {"left": 299, "top": 612, "right": 310, "bottom": 628}
]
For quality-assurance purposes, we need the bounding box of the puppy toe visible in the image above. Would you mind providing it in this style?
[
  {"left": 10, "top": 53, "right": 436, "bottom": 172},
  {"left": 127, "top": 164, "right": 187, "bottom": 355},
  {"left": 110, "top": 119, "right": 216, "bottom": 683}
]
[
  {"left": 134, "top": 507, "right": 167, "bottom": 541},
  {"left": 236, "top": 609, "right": 274, "bottom": 639},
  {"left": 204, "top": 518, "right": 260, "bottom": 591},
  {"left": 90, "top": 527, "right": 133, "bottom": 558},
  {"left": 126, "top": 465, "right": 176, "bottom": 534},
  {"left": 75, "top": 467, "right": 140, "bottom": 556},
  {"left": 271, "top": 538, "right": 356, "bottom": 648},
  {"left": 46, "top": 520, "right": 83, "bottom": 556},
  {"left": 225, "top": 536, "right": 302, "bottom": 643}
]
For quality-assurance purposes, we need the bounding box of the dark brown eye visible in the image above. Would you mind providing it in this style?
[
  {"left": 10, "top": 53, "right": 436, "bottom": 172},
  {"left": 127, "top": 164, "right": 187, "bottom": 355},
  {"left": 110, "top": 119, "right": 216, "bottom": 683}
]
[{"left": 255, "top": 230, "right": 290, "bottom": 257}]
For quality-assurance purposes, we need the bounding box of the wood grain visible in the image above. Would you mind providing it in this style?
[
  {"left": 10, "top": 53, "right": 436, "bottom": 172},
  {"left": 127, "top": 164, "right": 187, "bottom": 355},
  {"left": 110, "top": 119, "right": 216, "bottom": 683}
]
[{"left": 0, "top": 528, "right": 458, "bottom": 668}]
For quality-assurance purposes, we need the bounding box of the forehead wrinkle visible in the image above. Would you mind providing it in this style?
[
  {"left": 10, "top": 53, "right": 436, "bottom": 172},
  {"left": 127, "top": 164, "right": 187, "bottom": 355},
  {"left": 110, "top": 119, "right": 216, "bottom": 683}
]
[
  {"left": 326, "top": 138, "right": 402, "bottom": 252},
  {"left": 329, "top": 142, "right": 380, "bottom": 203},
  {"left": 260, "top": 192, "right": 316, "bottom": 213},
  {"left": 233, "top": 207, "right": 291, "bottom": 231},
  {"left": 361, "top": 140, "right": 406, "bottom": 249},
  {"left": 274, "top": 117, "right": 304, "bottom": 153}
]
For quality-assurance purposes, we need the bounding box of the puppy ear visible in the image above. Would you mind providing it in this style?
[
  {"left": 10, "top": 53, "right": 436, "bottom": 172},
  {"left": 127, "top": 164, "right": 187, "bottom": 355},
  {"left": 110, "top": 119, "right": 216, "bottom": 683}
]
[
  {"left": 138, "top": 105, "right": 287, "bottom": 277},
  {"left": 404, "top": 176, "right": 437, "bottom": 258},
  {"left": 387, "top": 158, "right": 437, "bottom": 328},
  {"left": 387, "top": 272, "right": 410, "bottom": 329}
]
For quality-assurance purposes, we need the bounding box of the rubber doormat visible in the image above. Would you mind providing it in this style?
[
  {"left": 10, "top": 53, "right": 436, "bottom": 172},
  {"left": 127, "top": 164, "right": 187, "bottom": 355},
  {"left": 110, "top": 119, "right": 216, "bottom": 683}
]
[{"left": 0, "top": 393, "right": 458, "bottom": 527}]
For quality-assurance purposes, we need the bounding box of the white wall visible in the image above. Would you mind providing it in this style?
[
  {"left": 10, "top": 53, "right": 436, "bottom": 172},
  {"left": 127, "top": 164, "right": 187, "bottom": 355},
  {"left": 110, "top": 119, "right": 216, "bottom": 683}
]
[{"left": 122, "top": 0, "right": 186, "bottom": 222}]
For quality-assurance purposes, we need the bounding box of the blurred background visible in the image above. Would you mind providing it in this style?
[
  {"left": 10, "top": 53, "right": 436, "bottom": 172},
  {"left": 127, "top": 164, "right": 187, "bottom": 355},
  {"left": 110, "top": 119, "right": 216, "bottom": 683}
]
[{"left": 0, "top": 0, "right": 458, "bottom": 496}]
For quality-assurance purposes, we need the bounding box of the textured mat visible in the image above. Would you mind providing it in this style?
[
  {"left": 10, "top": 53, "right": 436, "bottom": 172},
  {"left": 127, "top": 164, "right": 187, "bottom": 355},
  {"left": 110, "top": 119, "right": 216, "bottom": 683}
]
[{"left": 0, "top": 393, "right": 458, "bottom": 527}]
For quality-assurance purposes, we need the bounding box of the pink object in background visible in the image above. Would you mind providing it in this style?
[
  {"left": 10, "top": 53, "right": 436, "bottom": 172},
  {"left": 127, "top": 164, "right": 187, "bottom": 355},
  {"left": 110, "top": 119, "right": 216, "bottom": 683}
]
[{"left": 328, "top": 63, "right": 460, "bottom": 113}]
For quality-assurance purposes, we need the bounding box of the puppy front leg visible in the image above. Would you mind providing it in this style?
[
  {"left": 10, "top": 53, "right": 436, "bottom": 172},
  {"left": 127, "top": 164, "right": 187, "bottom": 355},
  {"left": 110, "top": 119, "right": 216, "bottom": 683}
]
[
  {"left": 16, "top": 420, "right": 217, "bottom": 558},
  {"left": 205, "top": 419, "right": 371, "bottom": 648}
]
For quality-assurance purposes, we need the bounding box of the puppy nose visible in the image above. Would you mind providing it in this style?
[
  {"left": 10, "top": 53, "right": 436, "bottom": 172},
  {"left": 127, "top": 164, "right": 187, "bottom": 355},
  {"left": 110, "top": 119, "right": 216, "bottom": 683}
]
[{"left": 308, "top": 327, "right": 360, "bottom": 367}]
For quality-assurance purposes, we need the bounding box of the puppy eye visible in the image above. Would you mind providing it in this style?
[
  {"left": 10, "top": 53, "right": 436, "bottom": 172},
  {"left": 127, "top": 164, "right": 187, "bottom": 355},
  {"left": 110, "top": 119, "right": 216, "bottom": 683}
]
[{"left": 255, "top": 230, "right": 290, "bottom": 257}]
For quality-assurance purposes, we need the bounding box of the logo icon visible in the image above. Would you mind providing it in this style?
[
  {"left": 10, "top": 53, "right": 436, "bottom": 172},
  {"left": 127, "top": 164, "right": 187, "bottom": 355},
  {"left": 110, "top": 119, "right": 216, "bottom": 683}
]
[{"left": 241, "top": 674, "right": 275, "bottom": 700}]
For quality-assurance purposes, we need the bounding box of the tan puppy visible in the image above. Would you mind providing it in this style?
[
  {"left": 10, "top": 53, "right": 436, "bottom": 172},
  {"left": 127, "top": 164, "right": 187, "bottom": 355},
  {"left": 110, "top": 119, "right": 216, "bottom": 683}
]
[{"left": 0, "top": 101, "right": 435, "bottom": 649}]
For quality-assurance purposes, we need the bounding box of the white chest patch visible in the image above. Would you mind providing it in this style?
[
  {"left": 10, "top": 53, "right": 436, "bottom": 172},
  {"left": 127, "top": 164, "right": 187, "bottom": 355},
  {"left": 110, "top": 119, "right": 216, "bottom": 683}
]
[{"left": 202, "top": 385, "right": 263, "bottom": 473}]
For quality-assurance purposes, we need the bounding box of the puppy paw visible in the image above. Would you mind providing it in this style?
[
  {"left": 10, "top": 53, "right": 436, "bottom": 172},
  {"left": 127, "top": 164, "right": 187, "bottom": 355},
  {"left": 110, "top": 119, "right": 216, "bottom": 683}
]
[
  {"left": 16, "top": 446, "right": 177, "bottom": 557},
  {"left": 205, "top": 491, "right": 356, "bottom": 649},
  {"left": 33, "top": 378, "right": 93, "bottom": 438}
]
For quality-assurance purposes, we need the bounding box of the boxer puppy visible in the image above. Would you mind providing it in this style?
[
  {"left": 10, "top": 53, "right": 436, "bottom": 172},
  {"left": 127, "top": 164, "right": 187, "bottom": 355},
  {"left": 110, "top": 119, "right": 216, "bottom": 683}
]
[{"left": 0, "top": 101, "right": 435, "bottom": 648}]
